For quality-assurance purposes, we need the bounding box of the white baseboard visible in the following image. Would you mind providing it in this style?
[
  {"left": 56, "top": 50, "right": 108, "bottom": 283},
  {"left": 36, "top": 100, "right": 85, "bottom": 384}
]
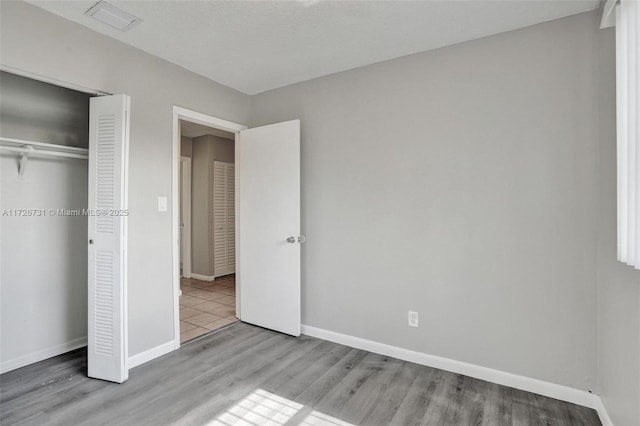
[
  {"left": 301, "top": 325, "right": 611, "bottom": 426},
  {"left": 190, "top": 273, "right": 215, "bottom": 282},
  {"left": 128, "top": 340, "right": 175, "bottom": 369},
  {"left": 0, "top": 336, "right": 87, "bottom": 374}
]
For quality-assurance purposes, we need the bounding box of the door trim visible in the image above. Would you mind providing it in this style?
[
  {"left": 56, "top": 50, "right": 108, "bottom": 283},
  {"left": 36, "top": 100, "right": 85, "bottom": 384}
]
[
  {"left": 0, "top": 65, "right": 111, "bottom": 96},
  {"left": 172, "top": 106, "right": 247, "bottom": 349},
  {"left": 180, "top": 156, "right": 192, "bottom": 279}
]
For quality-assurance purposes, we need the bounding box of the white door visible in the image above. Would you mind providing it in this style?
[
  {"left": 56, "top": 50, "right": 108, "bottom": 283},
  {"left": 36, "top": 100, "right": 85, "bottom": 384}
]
[
  {"left": 239, "top": 120, "right": 301, "bottom": 337},
  {"left": 180, "top": 157, "right": 191, "bottom": 278},
  {"left": 214, "top": 161, "right": 235, "bottom": 277},
  {"left": 87, "top": 94, "right": 130, "bottom": 383}
]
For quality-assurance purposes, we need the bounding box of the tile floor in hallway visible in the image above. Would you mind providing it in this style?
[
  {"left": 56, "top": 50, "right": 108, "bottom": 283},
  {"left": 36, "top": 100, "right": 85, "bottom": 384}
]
[{"left": 180, "top": 274, "right": 237, "bottom": 343}]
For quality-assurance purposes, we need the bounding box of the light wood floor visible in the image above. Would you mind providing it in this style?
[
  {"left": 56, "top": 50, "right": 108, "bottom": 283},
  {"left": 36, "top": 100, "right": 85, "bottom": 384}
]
[{"left": 0, "top": 322, "right": 601, "bottom": 426}]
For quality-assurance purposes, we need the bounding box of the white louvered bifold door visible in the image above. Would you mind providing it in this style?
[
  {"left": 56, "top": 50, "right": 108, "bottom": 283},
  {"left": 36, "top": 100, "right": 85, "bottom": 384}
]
[
  {"left": 88, "top": 94, "right": 130, "bottom": 383},
  {"left": 213, "top": 161, "right": 235, "bottom": 277}
]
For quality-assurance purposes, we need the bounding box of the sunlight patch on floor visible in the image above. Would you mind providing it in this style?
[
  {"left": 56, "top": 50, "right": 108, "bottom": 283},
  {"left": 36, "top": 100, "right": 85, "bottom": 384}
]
[
  {"left": 299, "top": 410, "right": 355, "bottom": 426},
  {"left": 207, "top": 389, "right": 302, "bottom": 426},
  {"left": 206, "top": 388, "right": 355, "bottom": 426}
]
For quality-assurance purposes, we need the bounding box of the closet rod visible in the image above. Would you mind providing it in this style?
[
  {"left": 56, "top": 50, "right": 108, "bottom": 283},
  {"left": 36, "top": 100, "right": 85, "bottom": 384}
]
[
  {"left": 0, "top": 136, "right": 88, "bottom": 159},
  {"left": 0, "top": 145, "right": 88, "bottom": 160}
]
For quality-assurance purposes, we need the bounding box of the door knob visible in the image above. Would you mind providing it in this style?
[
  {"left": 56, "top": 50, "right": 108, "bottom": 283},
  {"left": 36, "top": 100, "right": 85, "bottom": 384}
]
[
  {"left": 89, "top": 239, "right": 94, "bottom": 245},
  {"left": 286, "top": 236, "right": 296, "bottom": 243},
  {"left": 298, "top": 235, "right": 306, "bottom": 243}
]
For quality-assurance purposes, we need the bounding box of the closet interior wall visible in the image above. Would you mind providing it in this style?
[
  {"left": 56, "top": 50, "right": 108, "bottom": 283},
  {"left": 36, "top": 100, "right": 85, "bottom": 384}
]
[{"left": 0, "top": 71, "right": 90, "bottom": 372}]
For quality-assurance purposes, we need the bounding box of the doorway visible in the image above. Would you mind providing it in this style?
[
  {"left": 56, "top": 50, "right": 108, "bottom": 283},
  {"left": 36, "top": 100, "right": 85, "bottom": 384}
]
[
  {"left": 172, "top": 107, "right": 303, "bottom": 350},
  {"left": 173, "top": 108, "right": 246, "bottom": 346}
]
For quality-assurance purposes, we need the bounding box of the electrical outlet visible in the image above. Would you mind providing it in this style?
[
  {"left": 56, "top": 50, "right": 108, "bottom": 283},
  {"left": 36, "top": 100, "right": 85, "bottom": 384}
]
[{"left": 408, "top": 311, "right": 419, "bottom": 327}]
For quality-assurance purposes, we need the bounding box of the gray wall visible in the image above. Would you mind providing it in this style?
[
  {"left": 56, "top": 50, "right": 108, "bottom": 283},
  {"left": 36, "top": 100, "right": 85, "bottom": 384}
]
[
  {"left": 191, "top": 136, "right": 210, "bottom": 275},
  {"left": 251, "top": 11, "right": 600, "bottom": 391},
  {"left": 191, "top": 135, "right": 234, "bottom": 276},
  {"left": 208, "top": 135, "right": 234, "bottom": 164},
  {"left": 0, "top": 0, "right": 251, "bottom": 356},
  {"left": 0, "top": 71, "right": 89, "bottom": 370},
  {"left": 596, "top": 27, "right": 640, "bottom": 426},
  {"left": 180, "top": 136, "right": 192, "bottom": 158}
]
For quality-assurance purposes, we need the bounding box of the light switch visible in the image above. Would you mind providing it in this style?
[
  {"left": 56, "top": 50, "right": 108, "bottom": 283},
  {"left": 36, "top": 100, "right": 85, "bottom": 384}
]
[{"left": 158, "top": 196, "right": 168, "bottom": 212}]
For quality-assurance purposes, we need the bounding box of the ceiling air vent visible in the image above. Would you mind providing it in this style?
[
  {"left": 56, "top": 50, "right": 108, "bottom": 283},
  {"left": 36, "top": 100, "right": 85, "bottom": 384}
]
[{"left": 84, "top": 1, "right": 141, "bottom": 32}]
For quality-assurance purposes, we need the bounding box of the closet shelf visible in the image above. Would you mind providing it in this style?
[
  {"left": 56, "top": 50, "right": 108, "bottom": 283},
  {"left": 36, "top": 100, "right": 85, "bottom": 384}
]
[{"left": 0, "top": 137, "right": 88, "bottom": 177}]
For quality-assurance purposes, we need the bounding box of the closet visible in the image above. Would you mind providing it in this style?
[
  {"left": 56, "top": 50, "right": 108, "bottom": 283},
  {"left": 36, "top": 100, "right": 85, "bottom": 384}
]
[
  {"left": 1, "top": 71, "right": 131, "bottom": 383},
  {"left": 213, "top": 161, "right": 235, "bottom": 277},
  {"left": 0, "top": 71, "right": 91, "bottom": 373}
]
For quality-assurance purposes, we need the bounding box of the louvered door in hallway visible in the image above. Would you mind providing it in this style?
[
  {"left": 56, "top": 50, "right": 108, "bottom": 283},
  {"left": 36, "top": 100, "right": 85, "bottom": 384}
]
[{"left": 213, "top": 161, "right": 235, "bottom": 278}]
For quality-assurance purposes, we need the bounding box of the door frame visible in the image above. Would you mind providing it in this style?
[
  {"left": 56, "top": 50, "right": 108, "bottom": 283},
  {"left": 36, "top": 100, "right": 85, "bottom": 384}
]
[
  {"left": 171, "top": 106, "right": 247, "bottom": 349},
  {"left": 0, "top": 65, "right": 109, "bottom": 96},
  {"left": 180, "top": 156, "right": 192, "bottom": 279}
]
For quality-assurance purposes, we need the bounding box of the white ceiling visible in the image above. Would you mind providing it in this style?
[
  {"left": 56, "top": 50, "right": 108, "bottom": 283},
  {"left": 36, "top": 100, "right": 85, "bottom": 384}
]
[
  {"left": 28, "top": 0, "right": 599, "bottom": 95},
  {"left": 180, "top": 120, "right": 234, "bottom": 140}
]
